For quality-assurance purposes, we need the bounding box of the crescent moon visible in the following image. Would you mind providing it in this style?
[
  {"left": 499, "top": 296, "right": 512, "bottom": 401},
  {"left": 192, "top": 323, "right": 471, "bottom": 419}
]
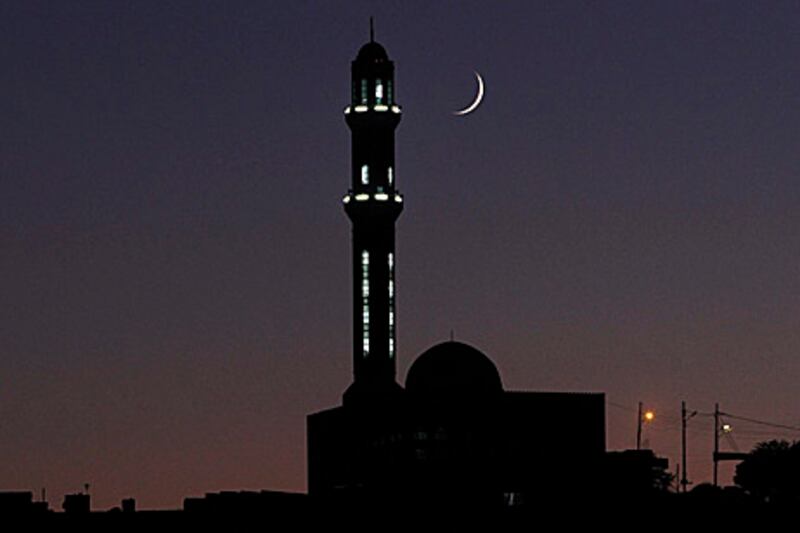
[{"left": 453, "top": 71, "right": 484, "bottom": 116}]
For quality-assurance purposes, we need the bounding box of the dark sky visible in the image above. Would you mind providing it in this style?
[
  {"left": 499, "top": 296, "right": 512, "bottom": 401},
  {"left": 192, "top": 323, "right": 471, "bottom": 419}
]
[{"left": 3, "top": 1, "right": 800, "bottom": 509}]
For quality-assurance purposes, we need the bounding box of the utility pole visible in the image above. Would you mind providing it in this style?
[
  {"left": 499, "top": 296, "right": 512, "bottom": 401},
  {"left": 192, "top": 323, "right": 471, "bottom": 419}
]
[
  {"left": 680, "top": 401, "right": 698, "bottom": 493},
  {"left": 681, "top": 401, "right": 689, "bottom": 492},
  {"left": 713, "top": 403, "right": 720, "bottom": 487},
  {"left": 637, "top": 401, "right": 643, "bottom": 450},
  {"left": 681, "top": 401, "right": 688, "bottom": 493}
]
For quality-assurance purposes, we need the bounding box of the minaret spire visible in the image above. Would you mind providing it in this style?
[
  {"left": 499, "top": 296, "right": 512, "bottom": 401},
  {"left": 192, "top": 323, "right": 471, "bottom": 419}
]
[{"left": 369, "top": 16, "right": 374, "bottom": 42}]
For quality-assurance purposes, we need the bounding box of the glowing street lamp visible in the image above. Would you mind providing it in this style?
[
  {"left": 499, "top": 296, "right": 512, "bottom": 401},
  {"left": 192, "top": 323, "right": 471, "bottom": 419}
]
[{"left": 637, "top": 402, "right": 655, "bottom": 450}]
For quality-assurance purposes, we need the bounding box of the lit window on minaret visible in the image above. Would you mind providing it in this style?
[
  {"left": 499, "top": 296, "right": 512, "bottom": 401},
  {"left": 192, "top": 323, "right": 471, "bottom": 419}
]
[
  {"left": 388, "top": 167, "right": 393, "bottom": 186},
  {"left": 388, "top": 252, "right": 395, "bottom": 358},
  {"left": 362, "top": 250, "right": 370, "bottom": 356},
  {"left": 362, "top": 265, "right": 370, "bottom": 299},
  {"left": 360, "top": 79, "right": 368, "bottom": 104},
  {"left": 361, "top": 165, "right": 369, "bottom": 185},
  {"left": 387, "top": 80, "right": 393, "bottom": 104},
  {"left": 375, "top": 79, "right": 384, "bottom": 104}
]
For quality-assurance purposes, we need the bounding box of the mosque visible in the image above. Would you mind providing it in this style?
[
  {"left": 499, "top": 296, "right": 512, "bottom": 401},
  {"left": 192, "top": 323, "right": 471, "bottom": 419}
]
[{"left": 307, "top": 31, "right": 606, "bottom": 509}]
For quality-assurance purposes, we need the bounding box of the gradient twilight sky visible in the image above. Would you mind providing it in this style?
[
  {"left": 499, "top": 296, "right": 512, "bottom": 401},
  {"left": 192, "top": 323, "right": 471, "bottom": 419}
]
[{"left": 3, "top": 1, "right": 800, "bottom": 509}]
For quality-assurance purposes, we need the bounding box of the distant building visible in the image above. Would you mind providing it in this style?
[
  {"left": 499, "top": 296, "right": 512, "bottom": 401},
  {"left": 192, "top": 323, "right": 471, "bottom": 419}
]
[
  {"left": 183, "top": 490, "right": 307, "bottom": 516},
  {"left": 62, "top": 493, "right": 90, "bottom": 515},
  {"left": 0, "top": 491, "right": 49, "bottom": 515},
  {"left": 307, "top": 33, "right": 606, "bottom": 512},
  {"left": 121, "top": 498, "right": 136, "bottom": 513}
]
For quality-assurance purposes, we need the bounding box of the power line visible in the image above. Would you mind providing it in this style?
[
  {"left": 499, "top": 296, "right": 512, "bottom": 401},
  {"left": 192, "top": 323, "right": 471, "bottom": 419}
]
[
  {"left": 609, "top": 401, "right": 800, "bottom": 433},
  {"left": 607, "top": 400, "right": 638, "bottom": 413},
  {"left": 720, "top": 412, "right": 800, "bottom": 433},
  {"left": 607, "top": 400, "right": 684, "bottom": 423}
]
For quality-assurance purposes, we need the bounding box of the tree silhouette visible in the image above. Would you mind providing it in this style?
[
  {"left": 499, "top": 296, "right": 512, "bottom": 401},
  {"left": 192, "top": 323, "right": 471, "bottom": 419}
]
[
  {"left": 605, "top": 449, "right": 673, "bottom": 496},
  {"left": 734, "top": 440, "right": 800, "bottom": 504}
]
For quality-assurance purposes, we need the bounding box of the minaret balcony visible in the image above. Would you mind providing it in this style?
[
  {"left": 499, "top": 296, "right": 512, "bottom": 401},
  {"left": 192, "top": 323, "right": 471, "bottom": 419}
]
[
  {"left": 344, "top": 104, "right": 402, "bottom": 115},
  {"left": 342, "top": 192, "right": 403, "bottom": 205}
]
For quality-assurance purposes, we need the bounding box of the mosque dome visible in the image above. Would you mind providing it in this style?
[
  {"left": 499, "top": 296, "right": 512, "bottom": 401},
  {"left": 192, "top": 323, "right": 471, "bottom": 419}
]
[{"left": 405, "top": 341, "right": 503, "bottom": 398}]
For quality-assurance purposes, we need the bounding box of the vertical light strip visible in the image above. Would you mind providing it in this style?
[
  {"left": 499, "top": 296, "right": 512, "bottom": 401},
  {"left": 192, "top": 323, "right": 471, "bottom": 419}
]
[
  {"left": 361, "top": 250, "right": 370, "bottom": 357},
  {"left": 375, "top": 79, "right": 384, "bottom": 104},
  {"left": 361, "top": 164, "right": 369, "bottom": 185},
  {"left": 388, "top": 166, "right": 393, "bottom": 187},
  {"left": 388, "top": 252, "right": 395, "bottom": 358}
]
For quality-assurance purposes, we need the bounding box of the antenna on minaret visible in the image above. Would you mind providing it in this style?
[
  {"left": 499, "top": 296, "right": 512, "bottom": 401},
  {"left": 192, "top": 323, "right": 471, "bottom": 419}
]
[
  {"left": 450, "top": 330, "right": 455, "bottom": 342},
  {"left": 369, "top": 16, "right": 375, "bottom": 42}
]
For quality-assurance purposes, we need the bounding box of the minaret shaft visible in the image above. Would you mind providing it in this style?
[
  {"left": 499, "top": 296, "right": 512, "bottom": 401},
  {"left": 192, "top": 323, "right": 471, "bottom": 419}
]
[{"left": 342, "top": 39, "right": 403, "bottom": 398}]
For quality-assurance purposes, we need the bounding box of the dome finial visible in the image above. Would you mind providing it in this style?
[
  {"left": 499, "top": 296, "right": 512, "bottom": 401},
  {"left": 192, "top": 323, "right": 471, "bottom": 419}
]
[{"left": 369, "top": 16, "right": 374, "bottom": 42}]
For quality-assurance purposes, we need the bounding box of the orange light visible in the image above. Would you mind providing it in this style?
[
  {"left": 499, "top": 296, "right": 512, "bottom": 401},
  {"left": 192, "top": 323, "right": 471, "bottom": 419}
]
[{"left": 644, "top": 411, "right": 655, "bottom": 422}]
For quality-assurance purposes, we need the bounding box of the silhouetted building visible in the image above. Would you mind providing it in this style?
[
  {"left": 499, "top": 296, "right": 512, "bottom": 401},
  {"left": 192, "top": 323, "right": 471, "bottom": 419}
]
[
  {"left": 183, "top": 490, "right": 307, "bottom": 516},
  {"left": 121, "top": 498, "right": 136, "bottom": 513},
  {"left": 0, "top": 491, "right": 49, "bottom": 515},
  {"left": 307, "top": 33, "right": 606, "bottom": 512},
  {"left": 62, "top": 493, "right": 90, "bottom": 514},
  {"left": 0, "top": 491, "right": 33, "bottom": 515}
]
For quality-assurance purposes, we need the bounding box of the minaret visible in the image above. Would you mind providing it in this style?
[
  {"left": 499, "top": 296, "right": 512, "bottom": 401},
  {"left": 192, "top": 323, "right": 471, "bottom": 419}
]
[{"left": 342, "top": 26, "right": 404, "bottom": 403}]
